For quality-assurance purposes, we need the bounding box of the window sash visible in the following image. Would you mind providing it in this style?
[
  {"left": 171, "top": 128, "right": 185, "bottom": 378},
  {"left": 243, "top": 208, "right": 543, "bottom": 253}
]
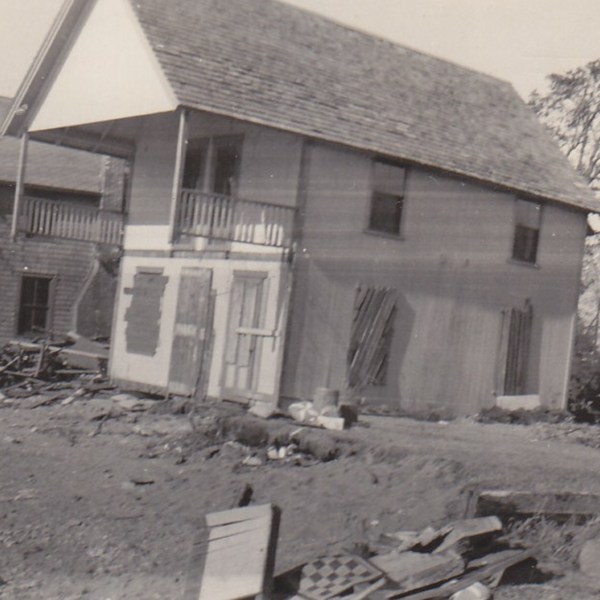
[
  {"left": 369, "top": 192, "right": 403, "bottom": 235},
  {"left": 182, "top": 136, "right": 242, "bottom": 196},
  {"left": 18, "top": 276, "right": 52, "bottom": 335},
  {"left": 512, "top": 199, "right": 542, "bottom": 264}
]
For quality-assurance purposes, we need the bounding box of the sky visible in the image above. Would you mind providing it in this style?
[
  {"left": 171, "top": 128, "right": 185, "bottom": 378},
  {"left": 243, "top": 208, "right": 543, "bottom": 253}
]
[{"left": 0, "top": 0, "right": 600, "bottom": 100}]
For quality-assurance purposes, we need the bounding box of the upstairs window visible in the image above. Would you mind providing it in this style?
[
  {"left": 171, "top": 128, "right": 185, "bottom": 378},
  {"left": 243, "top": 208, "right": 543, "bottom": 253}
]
[
  {"left": 18, "top": 275, "right": 53, "bottom": 336},
  {"left": 183, "top": 136, "right": 242, "bottom": 197},
  {"left": 368, "top": 160, "right": 406, "bottom": 236},
  {"left": 512, "top": 199, "right": 542, "bottom": 264}
]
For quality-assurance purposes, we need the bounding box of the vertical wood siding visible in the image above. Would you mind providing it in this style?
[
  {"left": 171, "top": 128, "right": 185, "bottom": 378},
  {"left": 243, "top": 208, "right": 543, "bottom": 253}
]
[{"left": 282, "top": 143, "right": 587, "bottom": 415}]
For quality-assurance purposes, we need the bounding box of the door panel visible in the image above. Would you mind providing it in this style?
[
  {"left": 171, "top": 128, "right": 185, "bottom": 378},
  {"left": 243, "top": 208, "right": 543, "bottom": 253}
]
[
  {"left": 168, "top": 267, "right": 213, "bottom": 396},
  {"left": 222, "top": 273, "right": 266, "bottom": 401}
]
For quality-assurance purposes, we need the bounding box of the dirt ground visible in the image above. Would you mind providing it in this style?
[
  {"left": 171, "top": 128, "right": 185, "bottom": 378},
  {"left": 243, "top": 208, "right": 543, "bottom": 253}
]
[{"left": 1, "top": 394, "right": 600, "bottom": 599}]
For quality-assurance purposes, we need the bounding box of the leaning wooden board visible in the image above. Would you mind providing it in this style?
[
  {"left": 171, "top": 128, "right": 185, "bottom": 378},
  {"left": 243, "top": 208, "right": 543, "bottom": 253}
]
[{"left": 183, "top": 504, "right": 280, "bottom": 600}]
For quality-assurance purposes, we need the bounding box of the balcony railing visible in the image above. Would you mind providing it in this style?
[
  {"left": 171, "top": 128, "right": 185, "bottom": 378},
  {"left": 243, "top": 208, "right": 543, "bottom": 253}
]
[
  {"left": 177, "top": 189, "right": 295, "bottom": 249},
  {"left": 19, "top": 196, "right": 124, "bottom": 246}
]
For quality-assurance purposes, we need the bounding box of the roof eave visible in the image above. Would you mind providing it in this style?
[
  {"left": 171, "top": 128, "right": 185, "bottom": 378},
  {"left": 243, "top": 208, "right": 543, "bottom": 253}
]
[
  {"left": 176, "top": 101, "right": 597, "bottom": 213},
  {"left": 0, "top": 0, "right": 96, "bottom": 138}
]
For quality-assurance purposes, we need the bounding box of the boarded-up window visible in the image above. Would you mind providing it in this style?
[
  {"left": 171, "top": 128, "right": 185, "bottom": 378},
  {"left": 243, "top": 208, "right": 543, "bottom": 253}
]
[
  {"left": 512, "top": 199, "right": 541, "bottom": 264},
  {"left": 18, "top": 275, "right": 53, "bottom": 335},
  {"left": 124, "top": 270, "right": 168, "bottom": 356},
  {"left": 496, "top": 300, "right": 533, "bottom": 395},
  {"left": 347, "top": 286, "right": 397, "bottom": 390},
  {"left": 368, "top": 161, "right": 406, "bottom": 236}
]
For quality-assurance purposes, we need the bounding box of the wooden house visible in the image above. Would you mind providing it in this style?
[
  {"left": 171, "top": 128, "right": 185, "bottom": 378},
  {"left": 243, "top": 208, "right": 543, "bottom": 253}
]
[
  {"left": 0, "top": 97, "right": 124, "bottom": 343},
  {"left": 2, "top": 0, "right": 597, "bottom": 414}
]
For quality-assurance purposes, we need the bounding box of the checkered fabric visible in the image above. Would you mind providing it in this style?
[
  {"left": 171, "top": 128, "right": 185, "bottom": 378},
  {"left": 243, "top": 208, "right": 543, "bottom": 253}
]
[{"left": 298, "top": 554, "right": 381, "bottom": 600}]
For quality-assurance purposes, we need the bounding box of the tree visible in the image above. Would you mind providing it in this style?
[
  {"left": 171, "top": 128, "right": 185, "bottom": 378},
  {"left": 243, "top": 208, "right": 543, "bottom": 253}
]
[
  {"left": 529, "top": 60, "right": 600, "bottom": 418},
  {"left": 529, "top": 59, "right": 600, "bottom": 193}
]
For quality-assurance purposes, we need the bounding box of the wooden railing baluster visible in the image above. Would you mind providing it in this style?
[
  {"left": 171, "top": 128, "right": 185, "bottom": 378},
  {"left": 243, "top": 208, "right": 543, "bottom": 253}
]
[{"left": 18, "top": 197, "right": 123, "bottom": 246}]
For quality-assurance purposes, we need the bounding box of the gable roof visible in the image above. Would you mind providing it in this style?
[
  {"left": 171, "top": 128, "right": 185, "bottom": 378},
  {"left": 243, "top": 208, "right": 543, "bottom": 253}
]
[
  {"left": 0, "top": 95, "right": 102, "bottom": 194},
  {"left": 0, "top": 137, "right": 103, "bottom": 194},
  {"left": 3, "top": 0, "right": 597, "bottom": 211}
]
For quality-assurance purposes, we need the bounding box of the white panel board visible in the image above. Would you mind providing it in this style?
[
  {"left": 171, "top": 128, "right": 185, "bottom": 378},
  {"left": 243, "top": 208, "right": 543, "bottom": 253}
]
[{"left": 31, "top": 0, "right": 177, "bottom": 131}]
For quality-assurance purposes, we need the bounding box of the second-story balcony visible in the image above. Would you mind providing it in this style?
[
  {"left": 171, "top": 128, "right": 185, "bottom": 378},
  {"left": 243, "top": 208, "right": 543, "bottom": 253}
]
[
  {"left": 176, "top": 189, "right": 296, "bottom": 250},
  {"left": 18, "top": 196, "right": 124, "bottom": 246}
]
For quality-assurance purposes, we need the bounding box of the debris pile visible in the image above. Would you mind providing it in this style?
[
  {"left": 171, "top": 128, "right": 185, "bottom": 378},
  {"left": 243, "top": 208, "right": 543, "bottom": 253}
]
[
  {"left": 177, "top": 413, "right": 349, "bottom": 467},
  {"left": 251, "top": 386, "right": 360, "bottom": 432},
  {"left": 187, "top": 504, "right": 539, "bottom": 600},
  {"left": 0, "top": 334, "right": 113, "bottom": 407}
]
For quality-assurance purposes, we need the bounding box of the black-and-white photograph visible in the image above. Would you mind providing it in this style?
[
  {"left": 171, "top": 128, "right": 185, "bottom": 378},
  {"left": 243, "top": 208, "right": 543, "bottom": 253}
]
[{"left": 1, "top": 1, "right": 600, "bottom": 598}]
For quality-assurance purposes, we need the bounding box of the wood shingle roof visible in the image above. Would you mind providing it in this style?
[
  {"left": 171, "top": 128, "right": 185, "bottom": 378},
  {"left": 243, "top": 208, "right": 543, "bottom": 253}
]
[{"left": 131, "top": 0, "right": 597, "bottom": 211}]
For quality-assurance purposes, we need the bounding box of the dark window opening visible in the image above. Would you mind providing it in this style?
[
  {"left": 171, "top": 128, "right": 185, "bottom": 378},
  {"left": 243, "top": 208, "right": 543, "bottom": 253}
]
[
  {"left": 182, "top": 145, "right": 207, "bottom": 190},
  {"left": 182, "top": 136, "right": 242, "bottom": 196},
  {"left": 513, "top": 224, "right": 539, "bottom": 264},
  {"left": 512, "top": 199, "right": 541, "bottom": 264},
  {"left": 369, "top": 193, "right": 403, "bottom": 235},
  {"left": 213, "top": 143, "right": 241, "bottom": 196},
  {"left": 368, "top": 160, "right": 406, "bottom": 236},
  {"left": 18, "top": 275, "right": 52, "bottom": 336}
]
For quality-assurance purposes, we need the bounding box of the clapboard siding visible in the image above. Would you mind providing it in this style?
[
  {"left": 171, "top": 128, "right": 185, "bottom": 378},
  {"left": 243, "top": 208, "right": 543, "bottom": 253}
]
[{"left": 282, "top": 143, "right": 587, "bottom": 415}]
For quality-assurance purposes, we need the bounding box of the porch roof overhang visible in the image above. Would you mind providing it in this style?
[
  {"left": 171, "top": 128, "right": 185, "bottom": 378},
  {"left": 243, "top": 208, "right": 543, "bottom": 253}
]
[{"left": 28, "top": 119, "right": 140, "bottom": 160}]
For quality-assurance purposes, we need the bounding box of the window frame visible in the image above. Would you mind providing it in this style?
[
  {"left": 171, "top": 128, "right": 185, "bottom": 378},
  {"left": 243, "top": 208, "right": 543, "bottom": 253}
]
[
  {"left": 16, "top": 273, "right": 55, "bottom": 337},
  {"left": 182, "top": 135, "right": 243, "bottom": 197},
  {"left": 511, "top": 198, "right": 542, "bottom": 266},
  {"left": 366, "top": 159, "right": 407, "bottom": 239}
]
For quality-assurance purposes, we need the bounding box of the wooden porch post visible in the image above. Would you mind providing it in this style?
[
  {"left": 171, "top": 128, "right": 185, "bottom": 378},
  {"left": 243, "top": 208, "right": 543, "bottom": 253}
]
[
  {"left": 168, "top": 108, "right": 188, "bottom": 245},
  {"left": 11, "top": 132, "right": 29, "bottom": 241}
]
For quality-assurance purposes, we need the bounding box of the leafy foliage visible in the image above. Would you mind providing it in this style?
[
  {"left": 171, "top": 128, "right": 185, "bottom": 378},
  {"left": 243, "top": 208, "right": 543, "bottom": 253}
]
[
  {"left": 568, "top": 319, "right": 600, "bottom": 421},
  {"left": 529, "top": 59, "right": 600, "bottom": 192},
  {"left": 529, "top": 61, "right": 600, "bottom": 419}
]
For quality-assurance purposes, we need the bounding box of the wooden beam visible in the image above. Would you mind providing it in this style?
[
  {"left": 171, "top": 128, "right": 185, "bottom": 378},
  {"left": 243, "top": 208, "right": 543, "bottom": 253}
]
[
  {"left": 168, "top": 108, "right": 188, "bottom": 244},
  {"left": 476, "top": 490, "right": 600, "bottom": 520},
  {"left": 11, "top": 133, "right": 29, "bottom": 241}
]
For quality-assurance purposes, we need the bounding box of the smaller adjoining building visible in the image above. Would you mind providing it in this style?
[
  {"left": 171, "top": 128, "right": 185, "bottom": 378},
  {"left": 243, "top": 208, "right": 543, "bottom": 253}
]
[{"left": 0, "top": 97, "right": 125, "bottom": 344}]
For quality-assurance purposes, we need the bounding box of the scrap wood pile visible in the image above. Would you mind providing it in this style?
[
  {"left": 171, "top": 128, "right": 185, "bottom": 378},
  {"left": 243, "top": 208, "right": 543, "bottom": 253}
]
[
  {"left": 187, "top": 504, "right": 538, "bottom": 600},
  {"left": 0, "top": 332, "right": 113, "bottom": 406}
]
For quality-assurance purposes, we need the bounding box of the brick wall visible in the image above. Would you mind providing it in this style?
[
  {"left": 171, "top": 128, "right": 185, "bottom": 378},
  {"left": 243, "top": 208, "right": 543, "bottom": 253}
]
[{"left": 0, "top": 186, "right": 118, "bottom": 343}]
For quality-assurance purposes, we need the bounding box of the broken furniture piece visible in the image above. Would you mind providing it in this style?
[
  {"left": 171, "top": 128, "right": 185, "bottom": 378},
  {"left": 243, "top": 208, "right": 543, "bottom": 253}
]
[{"left": 184, "top": 503, "right": 280, "bottom": 600}]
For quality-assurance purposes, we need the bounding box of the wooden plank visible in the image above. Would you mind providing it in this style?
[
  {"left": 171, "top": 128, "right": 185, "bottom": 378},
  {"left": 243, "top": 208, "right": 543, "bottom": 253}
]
[
  {"left": 433, "top": 517, "right": 502, "bottom": 554},
  {"left": 385, "top": 548, "right": 534, "bottom": 599},
  {"left": 168, "top": 108, "right": 188, "bottom": 244},
  {"left": 168, "top": 267, "right": 213, "bottom": 397},
  {"left": 11, "top": 133, "right": 28, "bottom": 240},
  {"left": 206, "top": 504, "right": 275, "bottom": 528},
  {"left": 349, "top": 578, "right": 386, "bottom": 600},
  {"left": 370, "top": 551, "right": 464, "bottom": 591},
  {"left": 184, "top": 504, "right": 280, "bottom": 600},
  {"left": 476, "top": 490, "right": 600, "bottom": 519}
]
